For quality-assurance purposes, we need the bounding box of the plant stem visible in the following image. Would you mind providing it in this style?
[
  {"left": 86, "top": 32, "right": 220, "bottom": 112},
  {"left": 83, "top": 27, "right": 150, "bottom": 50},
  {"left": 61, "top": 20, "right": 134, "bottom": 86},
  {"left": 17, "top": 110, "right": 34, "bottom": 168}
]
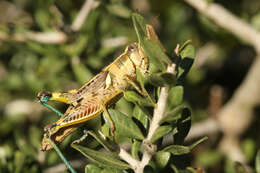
[
  {"left": 118, "top": 148, "right": 140, "bottom": 170},
  {"left": 135, "top": 64, "right": 176, "bottom": 173}
]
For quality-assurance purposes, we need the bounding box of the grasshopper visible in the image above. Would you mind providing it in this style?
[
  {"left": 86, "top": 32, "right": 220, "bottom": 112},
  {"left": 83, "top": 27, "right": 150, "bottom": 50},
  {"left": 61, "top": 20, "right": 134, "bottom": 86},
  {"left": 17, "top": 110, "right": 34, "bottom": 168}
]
[
  {"left": 38, "top": 41, "right": 151, "bottom": 150},
  {"left": 38, "top": 24, "right": 163, "bottom": 152},
  {"left": 37, "top": 24, "right": 162, "bottom": 172}
]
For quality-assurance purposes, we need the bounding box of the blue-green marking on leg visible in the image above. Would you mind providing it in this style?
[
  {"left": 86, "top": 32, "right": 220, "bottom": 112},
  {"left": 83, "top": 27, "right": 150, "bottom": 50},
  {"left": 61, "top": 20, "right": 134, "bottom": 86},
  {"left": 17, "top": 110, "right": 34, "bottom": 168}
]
[
  {"left": 40, "top": 102, "right": 63, "bottom": 117},
  {"left": 46, "top": 137, "right": 77, "bottom": 173}
]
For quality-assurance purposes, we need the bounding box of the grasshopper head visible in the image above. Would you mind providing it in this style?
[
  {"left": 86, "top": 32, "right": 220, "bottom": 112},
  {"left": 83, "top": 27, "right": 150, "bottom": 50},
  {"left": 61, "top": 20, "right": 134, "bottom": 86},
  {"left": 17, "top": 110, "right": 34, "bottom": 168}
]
[
  {"left": 37, "top": 91, "right": 52, "bottom": 103},
  {"left": 127, "top": 43, "right": 149, "bottom": 74}
]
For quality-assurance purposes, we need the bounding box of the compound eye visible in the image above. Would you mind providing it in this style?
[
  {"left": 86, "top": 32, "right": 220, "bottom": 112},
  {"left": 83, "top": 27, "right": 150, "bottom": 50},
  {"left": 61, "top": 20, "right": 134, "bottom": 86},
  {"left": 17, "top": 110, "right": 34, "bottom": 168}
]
[
  {"left": 37, "top": 91, "right": 52, "bottom": 100},
  {"left": 128, "top": 44, "right": 137, "bottom": 52},
  {"left": 43, "top": 91, "right": 52, "bottom": 97}
]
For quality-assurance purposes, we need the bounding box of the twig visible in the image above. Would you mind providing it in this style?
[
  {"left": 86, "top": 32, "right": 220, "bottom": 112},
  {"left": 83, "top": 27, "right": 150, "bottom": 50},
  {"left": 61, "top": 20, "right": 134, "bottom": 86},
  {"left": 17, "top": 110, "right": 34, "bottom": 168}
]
[
  {"left": 0, "top": 0, "right": 100, "bottom": 44},
  {"left": 135, "top": 64, "right": 176, "bottom": 173},
  {"left": 0, "top": 31, "right": 67, "bottom": 44},
  {"left": 194, "top": 42, "right": 218, "bottom": 68},
  {"left": 184, "top": 0, "right": 260, "bottom": 163},
  {"left": 184, "top": 0, "right": 260, "bottom": 52},
  {"left": 118, "top": 148, "right": 140, "bottom": 170},
  {"left": 71, "top": 0, "right": 99, "bottom": 31},
  {"left": 146, "top": 64, "right": 176, "bottom": 141},
  {"left": 102, "top": 36, "right": 128, "bottom": 48},
  {"left": 187, "top": 53, "right": 260, "bottom": 163},
  {"left": 26, "top": 32, "right": 67, "bottom": 44},
  {"left": 217, "top": 55, "right": 260, "bottom": 162},
  {"left": 186, "top": 118, "right": 219, "bottom": 141}
]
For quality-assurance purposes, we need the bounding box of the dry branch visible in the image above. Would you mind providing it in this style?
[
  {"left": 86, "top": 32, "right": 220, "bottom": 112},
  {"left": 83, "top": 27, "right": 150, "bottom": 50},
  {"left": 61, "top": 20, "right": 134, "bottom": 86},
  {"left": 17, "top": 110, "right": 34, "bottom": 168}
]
[
  {"left": 185, "top": 0, "right": 260, "bottom": 163},
  {"left": 184, "top": 0, "right": 260, "bottom": 52}
]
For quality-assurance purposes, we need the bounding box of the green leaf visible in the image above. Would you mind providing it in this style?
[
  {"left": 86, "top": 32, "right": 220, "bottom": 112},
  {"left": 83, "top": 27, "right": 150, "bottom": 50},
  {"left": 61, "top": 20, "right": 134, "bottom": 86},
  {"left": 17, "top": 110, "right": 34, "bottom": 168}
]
[
  {"left": 106, "top": 4, "right": 131, "bottom": 18},
  {"left": 170, "top": 164, "right": 179, "bottom": 173},
  {"left": 147, "top": 72, "right": 176, "bottom": 87},
  {"left": 131, "top": 139, "right": 141, "bottom": 159},
  {"left": 124, "top": 91, "right": 153, "bottom": 107},
  {"left": 35, "top": 9, "right": 51, "bottom": 30},
  {"left": 133, "top": 105, "right": 149, "bottom": 129},
  {"left": 147, "top": 73, "right": 165, "bottom": 87},
  {"left": 132, "top": 13, "right": 170, "bottom": 71},
  {"left": 72, "top": 144, "right": 130, "bottom": 170},
  {"left": 71, "top": 56, "right": 93, "bottom": 85},
  {"left": 14, "top": 151, "right": 25, "bottom": 173},
  {"left": 177, "top": 43, "right": 195, "bottom": 83},
  {"left": 180, "top": 44, "right": 195, "bottom": 60},
  {"left": 132, "top": 13, "right": 147, "bottom": 43},
  {"left": 39, "top": 55, "right": 67, "bottom": 75},
  {"left": 101, "top": 167, "right": 124, "bottom": 173},
  {"left": 143, "top": 38, "right": 171, "bottom": 65},
  {"left": 28, "top": 126, "right": 41, "bottom": 149},
  {"left": 234, "top": 162, "right": 248, "bottom": 173},
  {"left": 178, "top": 40, "right": 192, "bottom": 55},
  {"left": 196, "top": 150, "right": 223, "bottom": 167},
  {"left": 85, "top": 164, "right": 102, "bottom": 173},
  {"left": 63, "top": 36, "right": 89, "bottom": 56},
  {"left": 256, "top": 149, "right": 260, "bottom": 173},
  {"left": 174, "top": 108, "right": 191, "bottom": 144},
  {"left": 15, "top": 131, "right": 36, "bottom": 158},
  {"left": 163, "top": 145, "right": 190, "bottom": 155},
  {"left": 161, "top": 104, "right": 187, "bottom": 124},
  {"left": 100, "top": 124, "right": 110, "bottom": 138},
  {"left": 186, "top": 167, "right": 203, "bottom": 173},
  {"left": 87, "top": 130, "right": 115, "bottom": 152},
  {"left": 150, "top": 125, "right": 172, "bottom": 143},
  {"left": 142, "top": 39, "right": 166, "bottom": 71},
  {"left": 168, "top": 86, "right": 184, "bottom": 108},
  {"left": 164, "top": 137, "right": 207, "bottom": 156},
  {"left": 136, "top": 69, "right": 155, "bottom": 104},
  {"left": 252, "top": 12, "right": 260, "bottom": 31},
  {"left": 154, "top": 151, "right": 171, "bottom": 169},
  {"left": 189, "top": 136, "right": 208, "bottom": 150},
  {"left": 242, "top": 138, "right": 256, "bottom": 161},
  {"left": 159, "top": 73, "right": 177, "bottom": 86},
  {"left": 172, "top": 127, "right": 178, "bottom": 136},
  {"left": 225, "top": 158, "right": 237, "bottom": 173},
  {"left": 109, "top": 109, "right": 144, "bottom": 140},
  {"left": 136, "top": 68, "right": 146, "bottom": 91}
]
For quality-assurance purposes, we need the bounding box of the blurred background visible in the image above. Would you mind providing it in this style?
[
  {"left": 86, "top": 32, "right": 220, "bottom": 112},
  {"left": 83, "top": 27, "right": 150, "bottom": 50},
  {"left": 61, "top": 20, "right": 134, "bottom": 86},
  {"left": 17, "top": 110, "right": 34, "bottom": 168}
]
[{"left": 0, "top": 0, "right": 260, "bottom": 172}]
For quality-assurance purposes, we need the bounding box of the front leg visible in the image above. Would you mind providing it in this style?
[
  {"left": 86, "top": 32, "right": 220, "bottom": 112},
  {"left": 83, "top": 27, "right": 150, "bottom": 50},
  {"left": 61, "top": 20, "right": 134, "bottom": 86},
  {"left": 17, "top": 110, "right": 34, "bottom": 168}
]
[
  {"left": 102, "top": 106, "right": 115, "bottom": 136},
  {"left": 40, "top": 102, "right": 64, "bottom": 117},
  {"left": 125, "top": 75, "right": 156, "bottom": 107},
  {"left": 72, "top": 129, "right": 88, "bottom": 144}
]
